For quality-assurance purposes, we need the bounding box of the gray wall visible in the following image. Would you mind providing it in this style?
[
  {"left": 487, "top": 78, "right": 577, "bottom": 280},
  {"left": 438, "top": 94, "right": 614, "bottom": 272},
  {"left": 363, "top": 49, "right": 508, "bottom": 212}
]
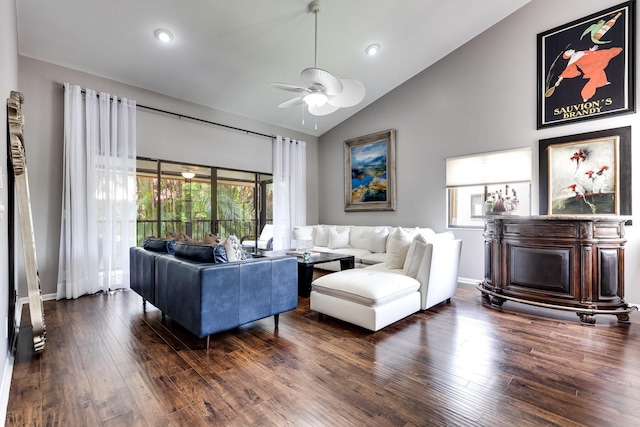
[
  {"left": 16, "top": 57, "right": 319, "bottom": 298},
  {"left": 318, "top": 0, "right": 640, "bottom": 305},
  {"left": 0, "top": 0, "right": 18, "bottom": 411},
  {"left": 10, "top": 0, "right": 640, "bottom": 308}
]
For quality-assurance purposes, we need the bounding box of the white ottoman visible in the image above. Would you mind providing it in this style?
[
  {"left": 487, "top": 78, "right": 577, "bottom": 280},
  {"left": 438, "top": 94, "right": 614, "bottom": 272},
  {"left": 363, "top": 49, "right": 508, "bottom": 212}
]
[{"left": 310, "top": 268, "right": 421, "bottom": 331}]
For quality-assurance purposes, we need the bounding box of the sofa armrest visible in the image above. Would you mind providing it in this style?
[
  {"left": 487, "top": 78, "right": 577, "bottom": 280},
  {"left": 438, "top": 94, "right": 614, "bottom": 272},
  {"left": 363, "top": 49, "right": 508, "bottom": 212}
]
[
  {"left": 416, "top": 239, "right": 462, "bottom": 310},
  {"left": 154, "top": 255, "right": 297, "bottom": 338},
  {"left": 130, "top": 246, "right": 169, "bottom": 305}
]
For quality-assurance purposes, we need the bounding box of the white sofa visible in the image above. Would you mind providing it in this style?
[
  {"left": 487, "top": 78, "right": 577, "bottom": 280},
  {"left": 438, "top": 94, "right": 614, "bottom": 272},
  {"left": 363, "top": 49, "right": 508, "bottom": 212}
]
[
  {"left": 303, "top": 226, "right": 462, "bottom": 331},
  {"left": 292, "top": 224, "right": 436, "bottom": 271}
]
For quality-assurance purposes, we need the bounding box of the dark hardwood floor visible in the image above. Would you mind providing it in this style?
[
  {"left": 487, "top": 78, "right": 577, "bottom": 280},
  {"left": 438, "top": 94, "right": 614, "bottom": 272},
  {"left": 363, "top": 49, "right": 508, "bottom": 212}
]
[{"left": 5, "top": 282, "right": 640, "bottom": 426}]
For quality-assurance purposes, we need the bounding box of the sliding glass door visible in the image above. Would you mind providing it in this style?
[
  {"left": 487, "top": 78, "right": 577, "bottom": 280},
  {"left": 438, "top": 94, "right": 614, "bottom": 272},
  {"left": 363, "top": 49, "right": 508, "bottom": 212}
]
[
  {"left": 135, "top": 158, "right": 271, "bottom": 245},
  {"left": 216, "top": 169, "right": 255, "bottom": 241}
]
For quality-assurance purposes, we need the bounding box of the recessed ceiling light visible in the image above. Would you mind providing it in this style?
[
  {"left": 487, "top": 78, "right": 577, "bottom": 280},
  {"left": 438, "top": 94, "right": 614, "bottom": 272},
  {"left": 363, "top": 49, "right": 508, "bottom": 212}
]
[
  {"left": 366, "top": 44, "right": 380, "bottom": 56},
  {"left": 154, "top": 29, "right": 173, "bottom": 43}
]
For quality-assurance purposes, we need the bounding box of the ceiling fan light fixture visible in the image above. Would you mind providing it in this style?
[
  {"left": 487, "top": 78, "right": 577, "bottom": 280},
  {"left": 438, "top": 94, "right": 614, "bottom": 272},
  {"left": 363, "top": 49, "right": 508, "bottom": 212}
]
[
  {"left": 154, "top": 29, "right": 173, "bottom": 43},
  {"left": 181, "top": 171, "right": 195, "bottom": 179},
  {"left": 304, "top": 92, "right": 328, "bottom": 107},
  {"left": 270, "top": 0, "right": 365, "bottom": 121},
  {"left": 366, "top": 44, "right": 380, "bottom": 56}
]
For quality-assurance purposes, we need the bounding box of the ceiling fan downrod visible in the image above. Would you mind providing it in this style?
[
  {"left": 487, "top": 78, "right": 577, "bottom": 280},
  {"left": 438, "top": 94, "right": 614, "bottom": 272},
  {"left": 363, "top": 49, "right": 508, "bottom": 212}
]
[{"left": 309, "top": 0, "right": 321, "bottom": 68}]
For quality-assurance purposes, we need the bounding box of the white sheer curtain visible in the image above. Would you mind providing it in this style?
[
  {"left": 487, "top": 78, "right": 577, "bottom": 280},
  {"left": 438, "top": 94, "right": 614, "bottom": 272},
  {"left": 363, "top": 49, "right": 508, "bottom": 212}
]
[
  {"left": 272, "top": 136, "right": 306, "bottom": 250},
  {"left": 57, "top": 83, "right": 137, "bottom": 299}
]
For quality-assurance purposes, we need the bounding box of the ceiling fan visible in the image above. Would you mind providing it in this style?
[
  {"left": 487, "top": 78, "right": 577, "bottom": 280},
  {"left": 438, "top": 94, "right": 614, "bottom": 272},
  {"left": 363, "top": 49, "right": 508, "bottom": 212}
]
[{"left": 270, "top": 0, "right": 365, "bottom": 116}]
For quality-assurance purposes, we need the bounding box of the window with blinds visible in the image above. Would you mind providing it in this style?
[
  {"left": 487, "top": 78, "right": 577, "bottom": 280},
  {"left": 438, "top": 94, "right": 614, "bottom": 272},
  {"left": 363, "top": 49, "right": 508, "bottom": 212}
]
[{"left": 446, "top": 147, "right": 532, "bottom": 228}]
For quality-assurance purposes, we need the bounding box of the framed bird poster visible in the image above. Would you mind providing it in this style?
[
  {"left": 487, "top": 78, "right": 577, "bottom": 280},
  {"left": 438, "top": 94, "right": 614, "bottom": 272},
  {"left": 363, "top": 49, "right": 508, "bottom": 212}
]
[
  {"left": 538, "top": 126, "right": 632, "bottom": 220},
  {"left": 537, "top": 1, "right": 635, "bottom": 129}
]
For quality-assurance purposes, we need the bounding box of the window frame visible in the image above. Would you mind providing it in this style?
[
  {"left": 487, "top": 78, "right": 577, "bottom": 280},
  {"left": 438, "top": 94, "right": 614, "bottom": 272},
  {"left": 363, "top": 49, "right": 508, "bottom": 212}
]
[{"left": 135, "top": 157, "right": 272, "bottom": 244}]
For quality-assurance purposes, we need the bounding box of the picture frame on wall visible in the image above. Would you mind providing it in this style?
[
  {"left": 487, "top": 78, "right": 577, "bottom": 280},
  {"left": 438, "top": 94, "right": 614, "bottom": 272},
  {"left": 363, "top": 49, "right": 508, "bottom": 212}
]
[
  {"left": 539, "top": 126, "right": 631, "bottom": 219},
  {"left": 537, "top": 1, "right": 635, "bottom": 129},
  {"left": 344, "top": 129, "right": 396, "bottom": 212}
]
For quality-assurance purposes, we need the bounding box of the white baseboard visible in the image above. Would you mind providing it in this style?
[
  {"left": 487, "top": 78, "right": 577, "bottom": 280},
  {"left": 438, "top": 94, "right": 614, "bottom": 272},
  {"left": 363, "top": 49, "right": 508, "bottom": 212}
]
[
  {"left": 0, "top": 349, "right": 15, "bottom": 427},
  {"left": 18, "top": 292, "right": 57, "bottom": 307},
  {"left": 458, "top": 277, "right": 481, "bottom": 286}
]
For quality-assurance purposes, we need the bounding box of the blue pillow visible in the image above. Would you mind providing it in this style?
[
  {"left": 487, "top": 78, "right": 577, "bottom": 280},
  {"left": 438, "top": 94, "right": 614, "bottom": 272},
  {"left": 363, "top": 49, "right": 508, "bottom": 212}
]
[{"left": 173, "top": 242, "right": 228, "bottom": 263}]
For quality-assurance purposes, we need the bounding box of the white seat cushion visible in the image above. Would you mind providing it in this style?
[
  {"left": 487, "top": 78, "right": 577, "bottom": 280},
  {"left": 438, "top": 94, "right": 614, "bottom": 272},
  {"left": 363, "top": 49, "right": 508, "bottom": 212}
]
[
  {"left": 311, "top": 247, "right": 371, "bottom": 261},
  {"left": 364, "top": 262, "right": 403, "bottom": 273},
  {"left": 312, "top": 269, "right": 420, "bottom": 308},
  {"left": 361, "top": 252, "right": 386, "bottom": 265}
]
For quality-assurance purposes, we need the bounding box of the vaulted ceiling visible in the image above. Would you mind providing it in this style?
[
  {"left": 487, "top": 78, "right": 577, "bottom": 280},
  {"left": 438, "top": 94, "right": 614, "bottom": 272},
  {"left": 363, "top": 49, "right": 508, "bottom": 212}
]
[{"left": 16, "top": 0, "right": 530, "bottom": 136}]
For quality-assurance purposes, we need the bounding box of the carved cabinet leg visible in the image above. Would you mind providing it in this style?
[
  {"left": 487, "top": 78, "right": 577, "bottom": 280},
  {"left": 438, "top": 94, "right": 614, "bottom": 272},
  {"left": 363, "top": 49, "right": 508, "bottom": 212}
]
[
  {"left": 578, "top": 313, "right": 596, "bottom": 325},
  {"left": 616, "top": 313, "right": 631, "bottom": 323},
  {"left": 490, "top": 296, "right": 505, "bottom": 307}
]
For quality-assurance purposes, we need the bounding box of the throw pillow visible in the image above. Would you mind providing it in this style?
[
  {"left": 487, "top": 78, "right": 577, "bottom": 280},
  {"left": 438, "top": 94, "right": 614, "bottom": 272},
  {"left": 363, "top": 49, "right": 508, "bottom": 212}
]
[
  {"left": 369, "top": 228, "right": 390, "bottom": 253},
  {"left": 292, "top": 226, "right": 315, "bottom": 249},
  {"left": 328, "top": 228, "right": 350, "bottom": 249},
  {"left": 349, "top": 227, "right": 389, "bottom": 252},
  {"left": 174, "top": 242, "right": 228, "bottom": 263},
  {"left": 314, "top": 225, "right": 329, "bottom": 247},
  {"left": 222, "top": 235, "right": 245, "bottom": 261},
  {"left": 292, "top": 226, "right": 315, "bottom": 241},
  {"left": 402, "top": 234, "right": 429, "bottom": 278},
  {"left": 175, "top": 232, "right": 192, "bottom": 242},
  {"left": 143, "top": 238, "right": 172, "bottom": 253},
  {"left": 385, "top": 227, "right": 416, "bottom": 269},
  {"left": 204, "top": 231, "right": 219, "bottom": 244}
]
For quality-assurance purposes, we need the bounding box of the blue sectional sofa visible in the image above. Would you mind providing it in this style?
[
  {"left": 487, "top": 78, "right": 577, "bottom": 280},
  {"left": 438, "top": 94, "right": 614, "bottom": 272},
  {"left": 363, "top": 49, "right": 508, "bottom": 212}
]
[{"left": 129, "top": 240, "right": 298, "bottom": 347}]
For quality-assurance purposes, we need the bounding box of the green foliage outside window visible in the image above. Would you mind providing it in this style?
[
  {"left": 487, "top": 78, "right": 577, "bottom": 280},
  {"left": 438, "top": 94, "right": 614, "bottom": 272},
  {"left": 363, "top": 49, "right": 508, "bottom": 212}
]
[{"left": 135, "top": 162, "right": 267, "bottom": 246}]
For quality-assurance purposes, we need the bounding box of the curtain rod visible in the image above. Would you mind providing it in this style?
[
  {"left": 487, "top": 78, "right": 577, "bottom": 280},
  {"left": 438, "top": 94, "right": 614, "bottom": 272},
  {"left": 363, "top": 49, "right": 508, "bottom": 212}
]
[
  {"left": 68, "top": 85, "right": 275, "bottom": 140},
  {"left": 137, "top": 104, "right": 275, "bottom": 140}
]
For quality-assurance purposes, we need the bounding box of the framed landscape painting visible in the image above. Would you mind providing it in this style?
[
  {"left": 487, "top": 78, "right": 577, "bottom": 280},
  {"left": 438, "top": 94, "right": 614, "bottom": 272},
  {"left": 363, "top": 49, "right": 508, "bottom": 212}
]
[
  {"left": 539, "top": 126, "right": 631, "bottom": 219},
  {"left": 537, "top": 1, "right": 635, "bottom": 129},
  {"left": 344, "top": 129, "right": 396, "bottom": 212}
]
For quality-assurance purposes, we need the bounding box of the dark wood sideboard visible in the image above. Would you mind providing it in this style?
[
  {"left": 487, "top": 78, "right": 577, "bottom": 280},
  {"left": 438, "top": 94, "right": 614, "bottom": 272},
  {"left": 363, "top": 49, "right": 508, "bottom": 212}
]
[{"left": 479, "top": 215, "right": 637, "bottom": 324}]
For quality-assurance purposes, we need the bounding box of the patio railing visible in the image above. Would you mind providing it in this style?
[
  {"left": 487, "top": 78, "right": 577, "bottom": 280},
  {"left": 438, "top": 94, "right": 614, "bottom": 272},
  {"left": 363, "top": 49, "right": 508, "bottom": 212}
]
[{"left": 137, "top": 219, "right": 257, "bottom": 245}]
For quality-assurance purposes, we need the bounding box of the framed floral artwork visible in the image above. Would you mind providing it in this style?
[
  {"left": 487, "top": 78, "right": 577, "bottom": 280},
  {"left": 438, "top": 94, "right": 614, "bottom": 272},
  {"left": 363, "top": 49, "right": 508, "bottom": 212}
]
[
  {"left": 537, "top": 1, "right": 635, "bottom": 129},
  {"left": 539, "top": 126, "right": 631, "bottom": 219},
  {"left": 344, "top": 129, "right": 396, "bottom": 212}
]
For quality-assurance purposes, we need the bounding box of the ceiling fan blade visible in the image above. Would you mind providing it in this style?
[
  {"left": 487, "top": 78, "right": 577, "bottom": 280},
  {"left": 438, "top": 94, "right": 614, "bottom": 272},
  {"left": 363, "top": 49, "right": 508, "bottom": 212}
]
[
  {"left": 308, "top": 103, "right": 339, "bottom": 116},
  {"left": 270, "top": 82, "right": 309, "bottom": 93},
  {"left": 278, "top": 97, "right": 305, "bottom": 108},
  {"left": 328, "top": 79, "right": 365, "bottom": 108},
  {"left": 301, "top": 68, "right": 343, "bottom": 95}
]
